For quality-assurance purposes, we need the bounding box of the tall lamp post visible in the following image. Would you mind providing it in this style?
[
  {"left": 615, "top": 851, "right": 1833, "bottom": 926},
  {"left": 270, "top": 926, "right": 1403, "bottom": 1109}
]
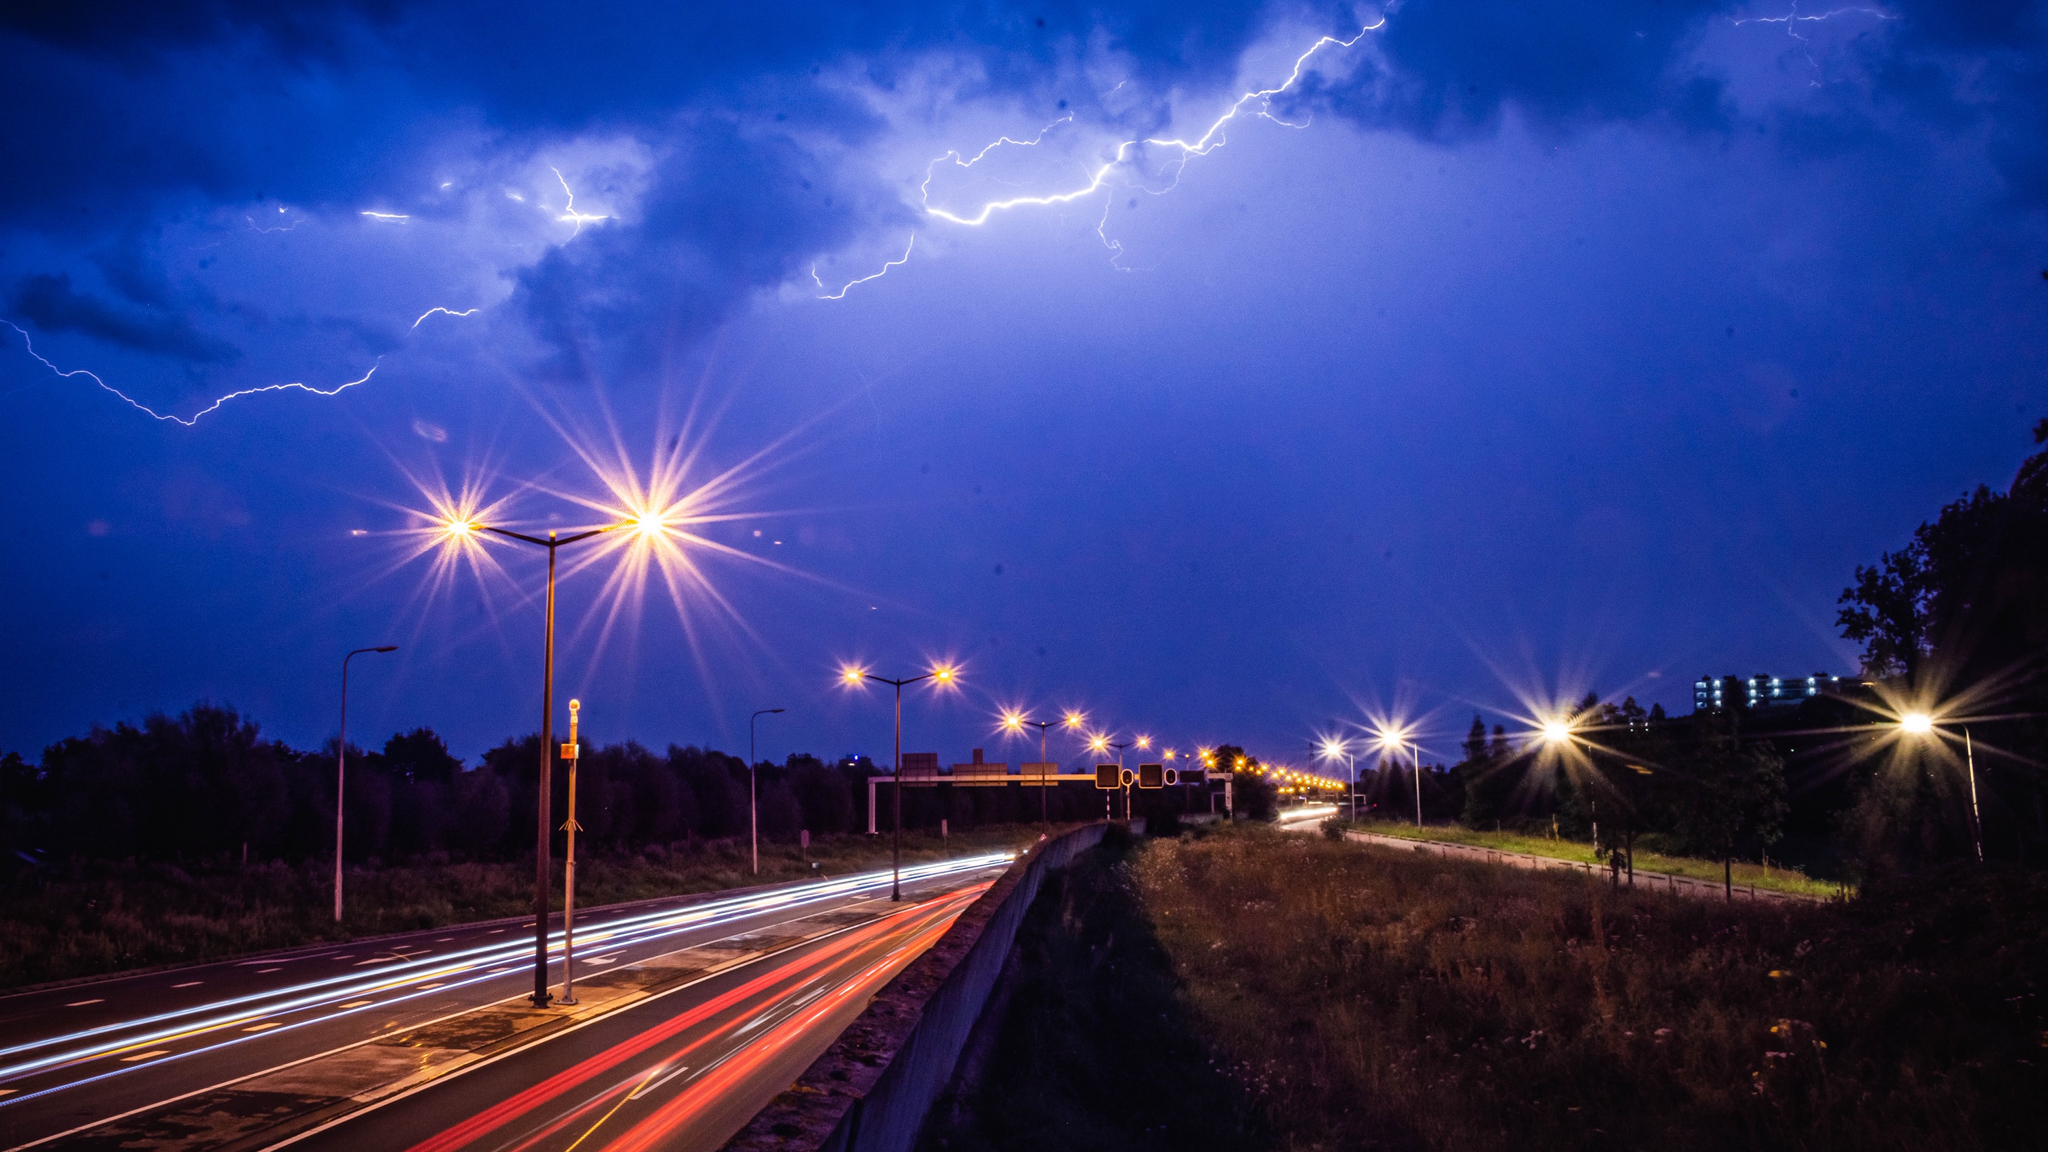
[
  {"left": 750, "top": 707, "right": 785, "bottom": 876},
  {"left": 442, "top": 513, "right": 650, "bottom": 1007},
  {"left": 843, "top": 664, "right": 957, "bottom": 900},
  {"left": 1000, "top": 709, "right": 1084, "bottom": 834},
  {"left": 1376, "top": 726, "right": 1422, "bottom": 828},
  {"left": 1900, "top": 711, "right": 1984, "bottom": 864},
  {"left": 1317, "top": 736, "right": 1354, "bottom": 822},
  {"left": 335, "top": 644, "right": 397, "bottom": 923}
]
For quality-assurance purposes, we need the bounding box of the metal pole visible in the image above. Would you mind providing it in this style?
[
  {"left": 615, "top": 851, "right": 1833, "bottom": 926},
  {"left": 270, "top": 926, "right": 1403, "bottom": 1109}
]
[
  {"left": 892, "top": 680, "right": 903, "bottom": 902},
  {"left": 533, "top": 537, "right": 557, "bottom": 1008},
  {"left": 750, "top": 708, "right": 784, "bottom": 876},
  {"left": 336, "top": 656, "right": 350, "bottom": 925},
  {"left": 1966, "top": 726, "right": 1984, "bottom": 864},
  {"left": 1413, "top": 741, "right": 1422, "bottom": 828},
  {"left": 1039, "top": 724, "right": 1049, "bottom": 831},
  {"left": 335, "top": 645, "right": 393, "bottom": 924},
  {"left": 560, "top": 699, "right": 581, "bottom": 1005}
]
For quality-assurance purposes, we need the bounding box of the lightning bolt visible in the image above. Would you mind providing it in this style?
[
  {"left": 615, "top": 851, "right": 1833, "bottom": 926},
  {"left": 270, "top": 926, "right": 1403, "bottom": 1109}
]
[
  {"left": 3, "top": 320, "right": 380, "bottom": 427},
  {"left": 551, "top": 166, "right": 610, "bottom": 236},
  {"left": 818, "top": 20, "right": 1384, "bottom": 297},
  {"left": 812, "top": 234, "right": 915, "bottom": 299},
  {"left": 1732, "top": 4, "right": 1895, "bottom": 84},
  {"left": 360, "top": 211, "right": 411, "bottom": 221},
  {"left": 412, "top": 306, "right": 481, "bottom": 328}
]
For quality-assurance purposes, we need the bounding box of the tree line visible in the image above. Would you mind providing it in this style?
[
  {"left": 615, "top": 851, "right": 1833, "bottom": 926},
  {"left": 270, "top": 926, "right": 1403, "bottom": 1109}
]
[
  {"left": 1367, "top": 421, "right": 2048, "bottom": 878},
  {"left": 0, "top": 711, "right": 1121, "bottom": 869}
]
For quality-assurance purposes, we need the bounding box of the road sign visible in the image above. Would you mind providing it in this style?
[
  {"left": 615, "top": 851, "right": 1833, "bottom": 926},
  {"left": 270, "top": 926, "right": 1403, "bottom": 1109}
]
[
  {"left": 1095, "top": 764, "right": 1119, "bottom": 790},
  {"left": 1018, "top": 762, "right": 1059, "bottom": 786},
  {"left": 1138, "top": 763, "right": 1164, "bottom": 789},
  {"left": 899, "top": 753, "right": 940, "bottom": 784},
  {"left": 1177, "top": 767, "right": 1206, "bottom": 786},
  {"left": 1163, "top": 767, "right": 1178, "bottom": 786},
  {"left": 1119, "top": 767, "right": 1135, "bottom": 788}
]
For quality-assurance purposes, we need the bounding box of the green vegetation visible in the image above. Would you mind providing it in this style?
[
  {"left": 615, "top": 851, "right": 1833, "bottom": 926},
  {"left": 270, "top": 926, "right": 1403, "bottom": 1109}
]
[
  {"left": 918, "top": 827, "right": 1265, "bottom": 1152},
  {"left": 1127, "top": 825, "right": 2046, "bottom": 1152},
  {"left": 0, "top": 826, "right": 1040, "bottom": 990},
  {"left": 1342, "top": 819, "right": 1848, "bottom": 898}
]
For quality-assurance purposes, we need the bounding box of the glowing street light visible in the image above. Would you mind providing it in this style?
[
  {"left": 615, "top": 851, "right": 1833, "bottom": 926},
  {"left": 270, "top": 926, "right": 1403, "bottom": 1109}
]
[
  {"left": 1316, "top": 735, "right": 1355, "bottom": 820},
  {"left": 1000, "top": 707, "right": 1084, "bottom": 833},
  {"left": 430, "top": 509, "right": 647, "bottom": 1008},
  {"left": 843, "top": 663, "right": 959, "bottom": 900},
  {"left": 1898, "top": 711, "right": 1982, "bottom": 863},
  {"left": 1375, "top": 725, "right": 1423, "bottom": 828},
  {"left": 334, "top": 644, "right": 397, "bottom": 923}
]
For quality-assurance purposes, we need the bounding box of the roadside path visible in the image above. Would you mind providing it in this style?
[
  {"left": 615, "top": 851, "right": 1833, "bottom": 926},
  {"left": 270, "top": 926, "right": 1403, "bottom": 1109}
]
[{"left": 1340, "top": 829, "right": 1834, "bottom": 905}]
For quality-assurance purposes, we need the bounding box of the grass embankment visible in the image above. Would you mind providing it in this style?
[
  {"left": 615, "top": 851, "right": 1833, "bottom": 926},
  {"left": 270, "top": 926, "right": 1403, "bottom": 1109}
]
[
  {"left": 0, "top": 826, "right": 1041, "bottom": 991},
  {"left": 1344, "top": 819, "right": 1848, "bottom": 898},
  {"left": 918, "top": 827, "right": 1267, "bottom": 1152},
  {"left": 1133, "top": 825, "right": 2047, "bottom": 1152}
]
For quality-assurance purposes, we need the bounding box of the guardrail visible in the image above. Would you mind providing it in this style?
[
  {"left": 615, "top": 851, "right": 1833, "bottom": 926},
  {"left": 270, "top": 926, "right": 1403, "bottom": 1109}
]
[
  {"left": 1340, "top": 828, "right": 1834, "bottom": 905},
  {"left": 724, "top": 820, "right": 1136, "bottom": 1152}
]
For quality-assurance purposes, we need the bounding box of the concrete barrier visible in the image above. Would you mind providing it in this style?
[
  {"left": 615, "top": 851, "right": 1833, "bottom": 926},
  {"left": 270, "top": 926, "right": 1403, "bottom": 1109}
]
[{"left": 724, "top": 820, "right": 1130, "bottom": 1152}]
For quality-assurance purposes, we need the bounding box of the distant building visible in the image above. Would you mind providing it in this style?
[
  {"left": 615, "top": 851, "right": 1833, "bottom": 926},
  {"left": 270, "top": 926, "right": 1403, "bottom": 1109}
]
[{"left": 1694, "top": 672, "right": 1844, "bottom": 712}]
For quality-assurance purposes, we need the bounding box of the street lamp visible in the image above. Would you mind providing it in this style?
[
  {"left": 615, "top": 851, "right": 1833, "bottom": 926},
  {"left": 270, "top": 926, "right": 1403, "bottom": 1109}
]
[
  {"left": 335, "top": 644, "right": 397, "bottom": 923},
  {"left": 842, "top": 663, "right": 957, "bottom": 900},
  {"left": 1899, "top": 711, "right": 1983, "bottom": 863},
  {"left": 1316, "top": 736, "right": 1354, "bottom": 821},
  {"left": 1000, "top": 708, "right": 1084, "bottom": 833},
  {"left": 750, "top": 707, "right": 785, "bottom": 876},
  {"left": 437, "top": 511, "right": 643, "bottom": 1008},
  {"left": 1376, "top": 726, "right": 1422, "bottom": 828}
]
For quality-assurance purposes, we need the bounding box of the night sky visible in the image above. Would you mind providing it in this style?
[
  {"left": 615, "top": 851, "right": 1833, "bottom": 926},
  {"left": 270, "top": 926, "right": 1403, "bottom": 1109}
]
[{"left": 2, "top": 1, "right": 2043, "bottom": 770}]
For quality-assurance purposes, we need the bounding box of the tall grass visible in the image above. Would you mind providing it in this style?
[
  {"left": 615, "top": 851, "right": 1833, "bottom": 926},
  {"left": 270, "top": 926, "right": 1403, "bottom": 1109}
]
[
  {"left": 1133, "top": 825, "right": 2046, "bottom": 1152},
  {"left": 0, "top": 826, "right": 1041, "bottom": 990}
]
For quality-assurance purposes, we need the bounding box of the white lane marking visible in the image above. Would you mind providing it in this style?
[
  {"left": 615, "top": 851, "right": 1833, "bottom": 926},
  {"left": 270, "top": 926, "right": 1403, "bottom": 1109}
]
[
  {"left": 242, "top": 1023, "right": 282, "bottom": 1032},
  {"left": 414, "top": 984, "right": 444, "bottom": 991},
  {"left": 119, "top": 1051, "right": 169, "bottom": 1063},
  {"left": 339, "top": 1002, "right": 374, "bottom": 1009},
  {"left": 171, "top": 983, "right": 201, "bottom": 990},
  {"left": 256, "top": 969, "right": 282, "bottom": 974},
  {"left": 65, "top": 1001, "right": 103, "bottom": 1008},
  {"left": 629, "top": 1063, "right": 692, "bottom": 1099},
  {"left": 435, "top": 938, "right": 453, "bottom": 943}
]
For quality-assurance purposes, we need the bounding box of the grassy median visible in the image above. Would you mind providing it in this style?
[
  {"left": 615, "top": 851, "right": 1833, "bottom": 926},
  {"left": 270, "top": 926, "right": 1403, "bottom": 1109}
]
[
  {"left": 0, "top": 826, "right": 1044, "bottom": 990},
  {"left": 1134, "top": 825, "right": 2046, "bottom": 1151}
]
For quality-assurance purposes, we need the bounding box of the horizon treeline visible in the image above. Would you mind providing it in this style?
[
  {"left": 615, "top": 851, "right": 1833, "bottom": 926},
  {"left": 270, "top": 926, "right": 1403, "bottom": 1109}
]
[{"left": 0, "top": 710, "right": 1112, "bottom": 868}]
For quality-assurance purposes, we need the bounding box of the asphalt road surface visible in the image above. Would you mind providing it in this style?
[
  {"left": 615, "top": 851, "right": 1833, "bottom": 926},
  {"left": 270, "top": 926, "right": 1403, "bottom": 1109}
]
[{"left": 0, "top": 853, "right": 1010, "bottom": 1151}]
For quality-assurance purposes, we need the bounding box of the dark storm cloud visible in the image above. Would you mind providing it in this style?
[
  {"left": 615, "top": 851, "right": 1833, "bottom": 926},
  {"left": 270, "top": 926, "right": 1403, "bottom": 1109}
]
[
  {"left": 1358, "top": 0, "right": 1738, "bottom": 136},
  {"left": 0, "top": 0, "right": 1310, "bottom": 374},
  {"left": 9, "top": 272, "right": 239, "bottom": 361}
]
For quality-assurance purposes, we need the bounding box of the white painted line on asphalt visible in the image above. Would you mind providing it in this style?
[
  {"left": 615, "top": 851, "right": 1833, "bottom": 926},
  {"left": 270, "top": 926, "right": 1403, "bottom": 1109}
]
[
  {"left": 242, "top": 1024, "right": 282, "bottom": 1032},
  {"left": 171, "top": 983, "right": 201, "bottom": 990},
  {"left": 64, "top": 1001, "right": 102, "bottom": 1008},
  {"left": 119, "top": 1051, "right": 169, "bottom": 1063},
  {"left": 338, "top": 1002, "right": 373, "bottom": 1009}
]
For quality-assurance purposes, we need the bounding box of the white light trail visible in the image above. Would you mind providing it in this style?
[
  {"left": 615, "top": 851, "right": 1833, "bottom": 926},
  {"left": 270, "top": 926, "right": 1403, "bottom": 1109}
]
[{"left": 0, "top": 853, "right": 1011, "bottom": 1100}]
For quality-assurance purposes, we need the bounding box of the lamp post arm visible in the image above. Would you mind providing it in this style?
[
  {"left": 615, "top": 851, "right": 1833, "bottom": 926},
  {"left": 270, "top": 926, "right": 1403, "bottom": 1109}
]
[{"left": 477, "top": 523, "right": 617, "bottom": 548}]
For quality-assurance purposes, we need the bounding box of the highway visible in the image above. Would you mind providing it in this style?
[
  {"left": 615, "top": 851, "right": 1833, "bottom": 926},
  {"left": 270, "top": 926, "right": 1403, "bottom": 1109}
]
[{"left": 0, "top": 854, "right": 1010, "bottom": 1151}]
